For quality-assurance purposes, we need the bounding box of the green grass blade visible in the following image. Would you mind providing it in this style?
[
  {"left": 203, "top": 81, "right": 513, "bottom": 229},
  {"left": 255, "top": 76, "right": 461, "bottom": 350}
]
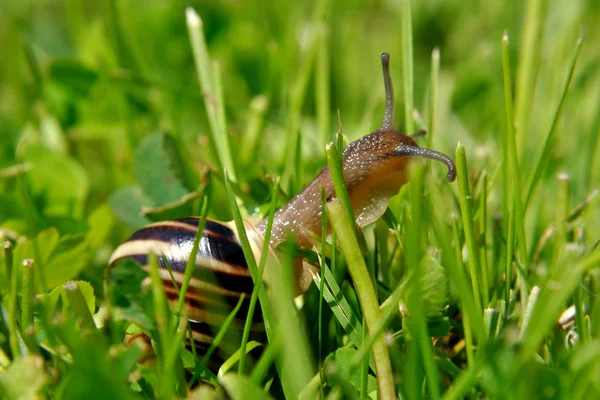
[
  {"left": 239, "top": 178, "right": 279, "bottom": 374},
  {"left": 427, "top": 47, "right": 440, "bottom": 148},
  {"left": 552, "top": 173, "right": 571, "bottom": 270},
  {"left": 240, "top": 96, "right": 269, "bottom": 168},
  {"left": 519, "top": 285, "right": 540, "bottom": 339},
  {"left": 8, "top": 252, "right": 20, "bottom": 358},
  {"left": 3, "top": 241, "right": 13, "bottom": 284},
  {"left": 402, "top": 0, "right": 415, "bottom": 133},
  {"left": 212, "top": 61, "right": 237, "bottom": 181},
  {"left": 524, "top": 34, "right": 583, "bottom": 209},
  {"left": 219, "top": 341, "right": 263, "bottom": 377},
  {"left": 20, "top": 260, "right": 36, "bottom": 352},
  {"left": 325, "top": 142, "right": 354, "bottom": 224},
  {"left": 147, "top": 252, "right": 176, "bottom": 398},
  {"left": 176, "top": 191, "right": 210, "bottom": 317},
  {"left": 478, "top": 173, "right": 489, "bottom": 307},
  {"left": 404, "top": 166, "right": 441, "bottom": 400},
  {"left": 441, "top": 363, "right": 480, "bottom": 400},
  {"left": 326, "top": 201, "right": 395, "bottom": 400},
  {"left": 430, "top": 186, "right": 485, "bottom": 345},
  {"left": 313, "top": 262, "right": 364, "bottom": 349},
  {"left": 63, "top": 281, "right": 96, "bottom": 333},
  {"left": 505, "top": 192, "right": 516, "bottom": 313},
  {"left": 225, "top": 171, "right": 309, "bottom": 398},
  {"left": 455, "top": 144, "right": 483, "bottom": 315},
  {"left": 186, "top": 7, "right": 237, "bottom": 181},
  {"left": 514, "top": 0, "right": 544, "bottom": 148},
  {"left": 318, "top": 188, "right": 327, "bottom": 398},
  {"left": 271, "top": 241, "right": 314, "bottom": 397},
  {"left": 521, "top": 249, "right": 600, "bottom": 357},
  {"left": 502, "top": 31, "right": 530, "bottom": 318},
  {"left": 316, "top": 23, "right": 331, "bottom": 146},
  {"left": 194, "top": 293, "right": 246, "bottom": 374},
  {"left": 250, "top": 333, "right": 280, "bottom": 385}
]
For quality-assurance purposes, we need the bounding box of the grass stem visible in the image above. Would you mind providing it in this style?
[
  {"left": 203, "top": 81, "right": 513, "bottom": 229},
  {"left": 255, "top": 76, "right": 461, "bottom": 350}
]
[
  {"left": 455, "top": 144, "right": 483, "bottom": 316},
  {"left": 327, "top": 201, "right": 395, "bottom": 400}
]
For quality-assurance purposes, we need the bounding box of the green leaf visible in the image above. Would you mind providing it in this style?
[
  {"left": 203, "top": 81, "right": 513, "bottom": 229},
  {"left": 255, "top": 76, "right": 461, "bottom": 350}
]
[
  {"left": 325, "top": 348, "right": 377, "bottom": 399},
  {"left": 41, "top": 280, "right": 96, "bottom": 317},
  {"left": 418, "top": 252, "right": 449, "bottom": 318},
  {"left": 0, "top": 194, "right": 24, "bottom": 223},
  {"left": 85, "top": 204, "right": 115, "bottom": 250},
  {"left": 108, "top": 186, "right": 153, "bottom": 230},
  {"left": 48, "top": 59, "right": 99, "bottom": 98},
  {"left": 0, "top": 229, "right": 59, "bottom": 293},
  {"left": 219, "top": 373, "right": 274, "bottom": 400},
  {"left": 44, "top": 235, "right": 89, "bottom": 290},
  {"left": 0, "top": 355, "right": 48, "bottom": 399},
  {"left": 141, "top": 191, "right": 202, "bottom": 222},
  {"left": 70, "top": 280, "right": 96, "bottom": 316},
  {"left": 39, "top": 112, "right": 68, "bottom": 154},
  {"left": 21, "top": 143, "right": 90, "bottom": 217},
  {"left": 160, "top": 133, "right": 201, "bottom": 192},
  {"left": 0, "top": 229, "right": 90, "bottom": 293},
  {"left": 313, "top": 265, "right": 364, "bottom": 349},
  {"left": 44, "top": 215, "right": 89, "bottom": 235},
  {"left": 133, "top": 133, "right": 190, "bottom": 207}
]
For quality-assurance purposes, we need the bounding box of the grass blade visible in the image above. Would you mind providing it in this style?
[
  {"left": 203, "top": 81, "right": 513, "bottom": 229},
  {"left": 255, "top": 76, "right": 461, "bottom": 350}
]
[
  {"left": 21, "top": 259, "right": 37, "bottom": 352},
  {"left": 401, "top": 0, "right": 414, "bottom": 133},
  {"left": 8, "top": 247, "right": 20, "bottom": 358},
  {"left": 239, "top": 178, "right": 279, "bottom": 374},
  {"left": 63, "top": 281, "right": 96, "bottom": 333},
  {"left": 147, "top": 252, "right": 175, "bottom": 398},
  {"left": 186, "top": 7, "right": 237, "bottom": 181},
  {"left": 502, "top": 31, "right": 530, "bottom": 318},
  {"left": 521, "top": 249, "right": 600, "bottom": 357},
  {"left": 312, "top": 263, "right": 364, "bottom": 349},
  {"left": 455, "top": 144, "right": 483, "bottom": 315},
  {"left": 427, "top": 47, "right": 440, "bottom": 148},
  {"left": 176, "top": 191, "right": 210, "bottom": 317},
  {"left": 514, "top": 0, "right": 544, "bottom": 148},
  {"left": 524, "top": 34, "right": 583, "bottom": 209},
  {"left": 225, "top": 171, "right": 312, "bottom": 398},
  {"left": 316, "top": 22, "right": 331, "bottom": 146},
  {"left": 326, "top": 201, "right": 395, "bottom": 400}
]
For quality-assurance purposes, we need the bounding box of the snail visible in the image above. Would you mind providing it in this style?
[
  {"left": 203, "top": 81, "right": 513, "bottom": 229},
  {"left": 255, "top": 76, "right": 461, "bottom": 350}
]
[{"left": 108, "top": 53, "right": 456, "bottom": 371}]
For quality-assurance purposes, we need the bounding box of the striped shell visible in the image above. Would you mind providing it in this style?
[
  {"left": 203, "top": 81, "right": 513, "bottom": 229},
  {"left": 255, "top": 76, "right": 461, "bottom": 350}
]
[{"left": 108, "top": 217, "right": 265, "bottom": 369}]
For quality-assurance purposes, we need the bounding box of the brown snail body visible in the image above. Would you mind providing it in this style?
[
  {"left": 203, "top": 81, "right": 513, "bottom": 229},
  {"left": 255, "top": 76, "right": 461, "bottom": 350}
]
[{"left": 108, "top": 53, "right": 456, "bottom": 371}]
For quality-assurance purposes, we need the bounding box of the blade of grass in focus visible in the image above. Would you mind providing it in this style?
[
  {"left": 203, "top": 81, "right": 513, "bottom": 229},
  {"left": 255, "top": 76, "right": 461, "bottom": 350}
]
[
  {"left": 427, "top": 47, "right": 440, "bottom": 148},
  {"left": 455, "top": 144, "right": 483, "bottom": 315},
  {"left": 502, "top": 30, "right": 530, "bottom": 318},
  {"left": 326, "top": 141, "right": 395, "bottom": 400},
  {"left": 239, "top": 178, "right": 279, "bottom": 374},
  {"left": 186, "top": 7, "right": 237, "bottom": 181}
]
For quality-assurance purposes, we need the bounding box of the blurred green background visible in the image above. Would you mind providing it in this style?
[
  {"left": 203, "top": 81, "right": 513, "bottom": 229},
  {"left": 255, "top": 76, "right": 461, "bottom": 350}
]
[{"left": 2, "top": 0, "right": 598, "bottom": 220}]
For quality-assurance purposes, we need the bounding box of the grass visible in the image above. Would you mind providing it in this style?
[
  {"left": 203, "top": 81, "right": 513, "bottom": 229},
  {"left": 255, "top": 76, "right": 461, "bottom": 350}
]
[{"left": 1, "top": 0, "right": 600, "bottom": 399}]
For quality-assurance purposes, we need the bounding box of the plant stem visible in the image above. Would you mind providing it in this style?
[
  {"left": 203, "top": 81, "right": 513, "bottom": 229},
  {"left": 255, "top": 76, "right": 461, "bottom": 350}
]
[
  {"left": 327, "top": 201, "right": 395, "bottom": 400},
  {"left": 402, "top": 0, "right": 414, "bottom": 133},
  {"left": 455, "top": 144, "right": 483, "bottom": 316}
]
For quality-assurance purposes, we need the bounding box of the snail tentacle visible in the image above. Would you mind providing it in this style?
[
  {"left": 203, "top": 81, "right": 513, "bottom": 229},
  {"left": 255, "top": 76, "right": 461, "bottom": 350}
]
[
  {"left": 392, "top": 145, "right": 457, "bottom": 182},
  {"left": 380, "top": 53, "right": 395, "bottom": 130}
]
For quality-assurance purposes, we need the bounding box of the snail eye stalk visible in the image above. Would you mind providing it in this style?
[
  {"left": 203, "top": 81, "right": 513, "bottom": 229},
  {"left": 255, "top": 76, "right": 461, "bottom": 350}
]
[
  {"left": 392, "top": 145, "right": 457, "bottom": 182},
  {"left": 380, "top": 53, "right": 395, "bottom": 131}
]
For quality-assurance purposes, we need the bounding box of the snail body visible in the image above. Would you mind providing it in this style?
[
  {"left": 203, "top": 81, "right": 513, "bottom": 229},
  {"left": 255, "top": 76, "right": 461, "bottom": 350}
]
[{"left": 108, "top": 53, "right": 456, "bottom": 370}]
